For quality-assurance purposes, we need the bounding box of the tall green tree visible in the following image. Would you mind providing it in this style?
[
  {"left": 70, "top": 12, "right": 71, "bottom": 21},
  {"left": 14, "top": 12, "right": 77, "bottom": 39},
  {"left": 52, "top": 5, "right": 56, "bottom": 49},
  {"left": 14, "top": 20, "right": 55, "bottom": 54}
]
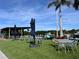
[{"left": 48, "top": 0, "right": 71, "bottom": 37}]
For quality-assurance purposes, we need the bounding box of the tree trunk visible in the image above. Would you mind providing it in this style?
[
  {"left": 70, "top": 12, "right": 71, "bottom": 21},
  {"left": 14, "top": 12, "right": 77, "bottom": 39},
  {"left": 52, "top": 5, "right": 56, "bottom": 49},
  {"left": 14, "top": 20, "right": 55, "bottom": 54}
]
[
  {"left": 56, "top": 11, "right": 58, "bottom": 38},
  {"left": 59, "top": 6, "right": 63, "bottom": 37}
]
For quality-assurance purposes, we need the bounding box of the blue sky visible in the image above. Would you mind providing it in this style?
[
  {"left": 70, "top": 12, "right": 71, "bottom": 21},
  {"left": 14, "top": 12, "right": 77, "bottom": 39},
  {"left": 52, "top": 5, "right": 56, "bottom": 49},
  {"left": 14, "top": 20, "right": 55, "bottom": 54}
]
[{"left": 0, "top": 0, "right": 79, "bottom": 31}]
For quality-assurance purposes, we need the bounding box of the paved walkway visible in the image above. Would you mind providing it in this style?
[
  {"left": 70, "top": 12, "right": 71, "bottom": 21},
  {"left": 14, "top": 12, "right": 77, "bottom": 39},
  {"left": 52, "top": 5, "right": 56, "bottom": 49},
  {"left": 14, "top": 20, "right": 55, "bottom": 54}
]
[{"left": 0, "top": 51, "right": 8, "bottom": 59}]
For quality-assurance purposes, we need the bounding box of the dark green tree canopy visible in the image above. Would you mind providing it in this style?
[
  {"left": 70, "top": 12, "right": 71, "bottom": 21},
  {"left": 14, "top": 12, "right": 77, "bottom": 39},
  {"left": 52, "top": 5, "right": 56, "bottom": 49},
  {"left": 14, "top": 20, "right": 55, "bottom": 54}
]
[
  {"left": 48, "top": 0, "right": 79, "bottom": 10},
  {"left": 48, "top": 0, "right": 71, "bottom": 10}
]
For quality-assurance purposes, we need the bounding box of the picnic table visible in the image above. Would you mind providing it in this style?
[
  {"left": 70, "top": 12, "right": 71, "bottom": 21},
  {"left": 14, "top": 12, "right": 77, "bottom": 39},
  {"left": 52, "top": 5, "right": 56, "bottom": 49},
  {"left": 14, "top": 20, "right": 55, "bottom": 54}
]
[
  {"left": 53, "top": 39, "right": 77, "bottom": 53},
  {"left": 54, "top": 39, "right": 74, "bottom": 43}
]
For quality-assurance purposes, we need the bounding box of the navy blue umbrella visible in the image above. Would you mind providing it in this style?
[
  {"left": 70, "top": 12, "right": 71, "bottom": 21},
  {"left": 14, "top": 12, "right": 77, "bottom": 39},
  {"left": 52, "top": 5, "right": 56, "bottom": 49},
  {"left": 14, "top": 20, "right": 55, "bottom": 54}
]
[
  {"left": 30, "top": 18, "right": 35, "bottom": 44},
  {"left": 14, "top": 25, "right": 17, "bottom": 39},
  {"left": 30, "top": 18, "right": 35, "bottom": 36}
]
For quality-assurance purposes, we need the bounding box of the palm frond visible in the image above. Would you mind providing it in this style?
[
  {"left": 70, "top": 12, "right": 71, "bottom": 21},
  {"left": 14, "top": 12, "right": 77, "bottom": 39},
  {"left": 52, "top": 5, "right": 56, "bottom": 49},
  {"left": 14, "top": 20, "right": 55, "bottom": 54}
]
[
  {"left": 61, "top": 0, "right": 71, "bottom": 7},
  {"left": 66, "top": 1, "right": 71, "bottom": 7},
  {"left": 48, "top": 2, "right": 56, "bottom": 8},
  {"left": 48, "top": 0, "right": 72, "bottom": 10},
  {"left": 55, "top": 4, "right": 61, "bottom": 11},
  {"left": 73, "top": 0, "right": 79, "bottom": 10},
  {"left": 61, "top": 0, "right": 66, "bottom": 4}
]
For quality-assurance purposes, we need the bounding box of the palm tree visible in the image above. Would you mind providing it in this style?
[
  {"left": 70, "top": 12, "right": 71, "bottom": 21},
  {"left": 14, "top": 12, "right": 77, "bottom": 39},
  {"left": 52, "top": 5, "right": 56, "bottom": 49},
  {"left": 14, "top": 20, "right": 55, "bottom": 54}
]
[{"left": 48, "top": 0, "right": 71, "bottom": 38}]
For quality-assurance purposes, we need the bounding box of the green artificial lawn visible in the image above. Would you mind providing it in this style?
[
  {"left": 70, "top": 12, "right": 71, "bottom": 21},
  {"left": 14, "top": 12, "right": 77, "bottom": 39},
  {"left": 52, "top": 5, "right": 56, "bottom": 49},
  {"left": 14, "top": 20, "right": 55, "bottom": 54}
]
[{"left": 0, "top": 39, "right": 79, "bottom": 59}]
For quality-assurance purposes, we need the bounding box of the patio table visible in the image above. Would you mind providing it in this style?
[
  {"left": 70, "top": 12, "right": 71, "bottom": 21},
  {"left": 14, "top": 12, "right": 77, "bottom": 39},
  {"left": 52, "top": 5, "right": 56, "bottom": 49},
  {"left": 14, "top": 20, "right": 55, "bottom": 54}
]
[
  {"left": 55, "top": 39, "right": 74, "bottom": 43},
  {"left": 53, "top": 39, "right": 76, "bottom": 53},
  {"left": 55, "top": 39, "right": 74, "bottom": 45}
]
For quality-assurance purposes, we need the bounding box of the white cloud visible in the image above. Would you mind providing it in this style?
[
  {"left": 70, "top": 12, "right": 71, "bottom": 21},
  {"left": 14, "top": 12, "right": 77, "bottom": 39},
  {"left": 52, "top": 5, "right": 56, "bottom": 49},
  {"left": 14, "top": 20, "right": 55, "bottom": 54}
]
[{"left": 0, "top": 0, "right": 79, "bottom": 30}]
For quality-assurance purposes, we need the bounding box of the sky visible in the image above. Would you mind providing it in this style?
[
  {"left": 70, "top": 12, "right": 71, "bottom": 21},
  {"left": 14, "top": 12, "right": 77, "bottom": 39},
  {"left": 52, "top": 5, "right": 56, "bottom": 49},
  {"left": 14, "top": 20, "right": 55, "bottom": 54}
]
[{"left": 0, "top": 0, "right": 79, "bottom": 31}]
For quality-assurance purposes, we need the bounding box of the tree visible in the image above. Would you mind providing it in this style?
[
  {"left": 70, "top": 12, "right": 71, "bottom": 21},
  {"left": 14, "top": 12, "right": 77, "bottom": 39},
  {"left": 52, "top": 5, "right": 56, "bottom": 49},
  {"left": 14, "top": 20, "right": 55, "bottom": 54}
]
[{"left": 48, "top": 0, "right": 71, "bottom": 37}]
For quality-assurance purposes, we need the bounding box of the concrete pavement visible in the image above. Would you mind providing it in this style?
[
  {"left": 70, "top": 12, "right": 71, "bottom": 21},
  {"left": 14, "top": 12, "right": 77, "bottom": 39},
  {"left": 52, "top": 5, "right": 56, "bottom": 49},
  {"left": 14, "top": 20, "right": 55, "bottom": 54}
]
[{"left": 0, "top": 51, "right": 8, "bottom": 59}]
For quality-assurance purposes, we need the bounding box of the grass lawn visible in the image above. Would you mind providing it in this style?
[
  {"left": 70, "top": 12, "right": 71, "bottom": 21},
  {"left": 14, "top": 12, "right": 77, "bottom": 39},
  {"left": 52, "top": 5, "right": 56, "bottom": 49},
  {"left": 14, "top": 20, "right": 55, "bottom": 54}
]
[{"left": 0, "top": 39, "right": 79, "bottom": 59}]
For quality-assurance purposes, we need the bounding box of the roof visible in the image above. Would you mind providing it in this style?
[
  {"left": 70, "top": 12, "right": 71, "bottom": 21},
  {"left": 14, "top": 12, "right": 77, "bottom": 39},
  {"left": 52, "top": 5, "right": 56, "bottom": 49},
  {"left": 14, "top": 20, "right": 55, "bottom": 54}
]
[{"left": 1, "top": 27, "right": 30, "bottom": 30}]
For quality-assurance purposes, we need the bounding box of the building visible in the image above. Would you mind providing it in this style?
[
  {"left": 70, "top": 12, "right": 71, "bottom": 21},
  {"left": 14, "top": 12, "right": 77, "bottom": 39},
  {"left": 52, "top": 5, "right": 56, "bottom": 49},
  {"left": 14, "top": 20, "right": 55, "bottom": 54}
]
[{"left": 1, "top": 26, "right": 30, "bottom": 39}]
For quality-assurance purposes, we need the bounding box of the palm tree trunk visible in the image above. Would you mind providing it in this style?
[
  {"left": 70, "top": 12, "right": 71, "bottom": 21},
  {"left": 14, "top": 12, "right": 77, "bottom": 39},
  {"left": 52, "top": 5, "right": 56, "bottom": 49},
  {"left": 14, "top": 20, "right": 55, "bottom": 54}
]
[
  {"left": 59, "top": 6, "right": 63, "bottom": 37},
  {"left": 56, "top": 11, "right": 58, "bottom": 38}
]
